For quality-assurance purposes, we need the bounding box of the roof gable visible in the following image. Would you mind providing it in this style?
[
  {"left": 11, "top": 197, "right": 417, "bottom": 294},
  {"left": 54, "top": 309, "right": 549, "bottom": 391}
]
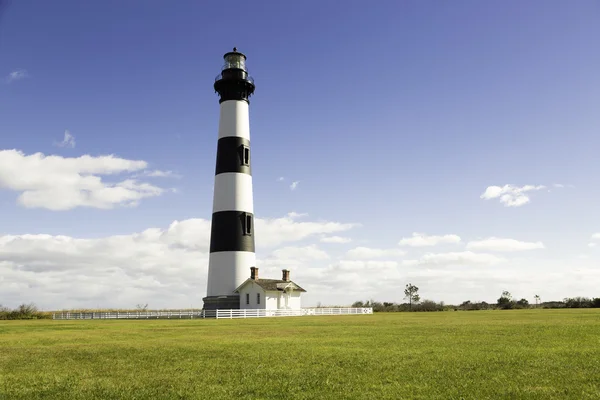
[{"left": 234, "top": 278, "right": 307, "bottom": 293}]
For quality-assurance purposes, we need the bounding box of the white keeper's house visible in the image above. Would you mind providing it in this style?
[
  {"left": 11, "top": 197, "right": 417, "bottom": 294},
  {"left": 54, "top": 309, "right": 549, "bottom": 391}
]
[{"left": 234, "top": 267, "right": 306, "bottom": 310}]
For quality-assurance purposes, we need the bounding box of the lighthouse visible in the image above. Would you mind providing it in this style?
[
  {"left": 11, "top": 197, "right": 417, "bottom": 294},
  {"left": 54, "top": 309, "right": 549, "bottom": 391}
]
[{"left": 203, "top": 48, "right": 256, "bottom": 310}]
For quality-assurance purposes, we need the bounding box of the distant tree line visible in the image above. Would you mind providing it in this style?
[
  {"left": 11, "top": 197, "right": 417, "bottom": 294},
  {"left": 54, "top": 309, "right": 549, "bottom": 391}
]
[
  {"left": 4, "top": 291, "right": 600, "bottom": 320},
  {"left": 352, "top": 287, "right": 600, "bottom": 312},
  {"left": 0, "top": 303, "right": 51, "bottom": 320},
  {"left": 0, "top": 303, "right": 211, "bottom": 320}
]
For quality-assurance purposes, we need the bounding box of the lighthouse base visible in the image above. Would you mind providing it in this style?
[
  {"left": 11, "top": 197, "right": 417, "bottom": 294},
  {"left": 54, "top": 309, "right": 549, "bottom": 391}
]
[{"left": 202, "top": 295, "right": 240, "bottom": 310}]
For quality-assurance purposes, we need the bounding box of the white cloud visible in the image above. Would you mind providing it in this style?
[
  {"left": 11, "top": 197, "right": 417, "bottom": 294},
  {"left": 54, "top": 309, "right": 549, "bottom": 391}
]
[
  {"left": 54, "top": 130, "right": 76, "bottom": 148},
  {"left": 0, "top": 150, "right": 168, "bottom": 210},
  {"left": 0, "top": 222, "right": 208, "bottom": 310},
  {"left": 255, "top": 212, "right": 358, "bottom": 248},
  {"left": 271, "top": 245, "right": 330, "bottom": 261},
  {"left": 277, "top": 177, "right": 285, "bottom": 182},
  {"left": 287, "top": 211, "right": 308, "bottom": 219},
  {"left": 290, "top": 181, "right": 300, "bottom": 190},
  {"left": 480, "top": 184, "right": 546, "bottom": 207},
  {"left": 0, "top": 214, "right": 356, "bottom": 309},
  {"left": 588, "top": 234, "right": 600, "bottom": 248},
  {"left": 345, "top": 246, "right": 405, "bottom": 259},
  {"left": 1, "top": 212, "right": 598, "bottom": 309},
  {"left": 137, "top": 170, "right": 181, "bottom": 179},
  {"left": 313, "top": 260, "right": 402, "bottom": 294},
  {"left": 466, "top": 237, "right": 545, "bottom": 252},
  {"left": 320, "top": 236, "right": 352, "bottom": 244},
  {"left": 159, "top": 219, "right": 212, "bottom": 251},
  {"left": 330, "top": 260, "right": 399, "bottom": 273},
  {"left": 417, "top": 251, "right": 505, "bottom": 266},
  {"left": 398, "top": 232, "right": 461, "bottom": 247},
  {"left": 400, "top": 260, "right": 419, "bottom": 267},
  {"left": 5, "top": 69, "right": 28, "bottom": 83}
]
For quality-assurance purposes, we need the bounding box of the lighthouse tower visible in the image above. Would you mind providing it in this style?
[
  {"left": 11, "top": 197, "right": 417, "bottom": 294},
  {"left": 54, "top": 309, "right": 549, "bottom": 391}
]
[{"left": 203, "top": 48, "right": 256, "bottom": 310}]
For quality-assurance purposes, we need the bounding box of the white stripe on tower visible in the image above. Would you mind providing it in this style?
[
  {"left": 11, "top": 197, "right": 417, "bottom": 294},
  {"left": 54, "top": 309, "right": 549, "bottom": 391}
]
[{"left": 204, "top": 48, "right": 256, "bottom": 310}]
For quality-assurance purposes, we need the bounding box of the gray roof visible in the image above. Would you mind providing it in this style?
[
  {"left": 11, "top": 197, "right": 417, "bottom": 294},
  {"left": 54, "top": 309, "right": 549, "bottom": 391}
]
[{"left": 235, "top": 279, "right": 307, "bottom": 293}]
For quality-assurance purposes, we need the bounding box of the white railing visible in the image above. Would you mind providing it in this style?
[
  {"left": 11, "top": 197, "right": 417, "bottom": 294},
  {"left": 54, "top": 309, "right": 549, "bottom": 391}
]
[
  {"left": 52, "top": 307, "right": 372, "bottom": 320},
  {"left": 216, "top": 307, "right": 373, "bottom": 319},
  {"left": 52, "top": 310, "right": 212, "bottom": 320},
  {"left": 216, "top": 309, "right": 302, "bottom": 319}
]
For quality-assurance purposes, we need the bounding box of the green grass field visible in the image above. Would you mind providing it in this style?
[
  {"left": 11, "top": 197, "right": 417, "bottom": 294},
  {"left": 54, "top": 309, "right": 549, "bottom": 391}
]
[{"left": 1, "top": 310, "right": 599, "bottom": 399}]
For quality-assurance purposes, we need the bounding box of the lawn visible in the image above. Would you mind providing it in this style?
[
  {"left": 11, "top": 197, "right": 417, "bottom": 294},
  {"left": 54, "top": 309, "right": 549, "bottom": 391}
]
[{"left": 1, "top": 310, "right": 599, "bottom": 399}]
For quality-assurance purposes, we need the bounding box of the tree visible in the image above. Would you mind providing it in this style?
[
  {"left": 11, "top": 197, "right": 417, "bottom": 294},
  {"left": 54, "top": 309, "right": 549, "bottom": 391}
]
[
  {"left": 497, "top": 291, "right": 514, "bottom": 309},
  {"left": 516, "top": 298, "right": 529, "bottom": 308},
  {"left": 404, "top": 283, "right": 420, "bottom": 311},
  {"left": 460, "top": 300, "right": 472, "bottom": 311},
  {"left": 564, "top": 297, "right": 592, "bottom": 308},
  {"left": 534, "top": 294, "right": 540, "bottom": 308},
  {"left": 419, "top": 299, "right": 442, "bottom": 312}
]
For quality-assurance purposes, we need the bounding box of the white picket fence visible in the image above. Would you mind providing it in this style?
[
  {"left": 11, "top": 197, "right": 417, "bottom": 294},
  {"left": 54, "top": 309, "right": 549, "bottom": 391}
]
[
  {"left": 216, "top": 307, "right": 373, "bottom": 319},
  {"left": 52, "top": 307, "right": 373, "bottom": 320},
  {"left": 53, "top": 310, "right": 204, "bottom": 320}
]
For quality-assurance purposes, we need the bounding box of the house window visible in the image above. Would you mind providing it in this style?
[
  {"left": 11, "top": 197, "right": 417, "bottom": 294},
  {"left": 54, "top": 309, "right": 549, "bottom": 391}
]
[
  {"left": 246, "top": 293, "right": 250, "bottom": 305},
  {"left": 257, "top": 293, "right": 260, "bottom": 305},
  {"left": 237, "top": 145, "right": 250, "bottom": 166},
  {"left": 240, "top": 213, "right": 252, "bottom": 236}
]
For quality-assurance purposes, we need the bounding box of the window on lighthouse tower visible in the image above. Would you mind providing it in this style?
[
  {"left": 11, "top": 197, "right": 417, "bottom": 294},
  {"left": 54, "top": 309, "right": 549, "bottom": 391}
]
[
  {"left": 238, "top": 145, "right": 250, "bottom": 166},
  {"left": 240, "top": 212, "right": 253, "bottom": 236}
]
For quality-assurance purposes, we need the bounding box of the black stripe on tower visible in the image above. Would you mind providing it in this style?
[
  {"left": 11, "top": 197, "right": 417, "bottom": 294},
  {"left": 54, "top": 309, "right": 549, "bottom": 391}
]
[
  {"left": 214, "top": 75, "right": 255, "bottom": 104},
  {"left": 209, "top": 211, "right": 255, "bottom": 252},
  {"left": 215, "top": 137, "right": 251, "bottom": 175}
]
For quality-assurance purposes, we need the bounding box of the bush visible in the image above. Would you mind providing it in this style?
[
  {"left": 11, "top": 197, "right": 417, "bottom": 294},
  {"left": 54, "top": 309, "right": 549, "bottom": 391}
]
[
  {"left": 354, "top": 300, "right": 386, "bottom": 312},
  {"left": 514, "top": 298, "right": 530, "bottom": 309},
  {"left": 497, "top": 299, "right": 514, "bottom": 310},
  {"left": 459, "top": 301, "right": 493, "bottom": 311},
  {"left": 564, "top": 297, "right": 592, "bottom": 308},
  {"left": 350, "top": 295, "right": 599, "bottom": 312},
  {"left": 541, "top": 301, "right": 566, "bottom": 309},
  {"left": 351, "top": 300, "right": 448, "bottom": 312},
  {"left": 0, "top": 305, "right": 10, "bottom": 319},
  {"left": 416, "top": 299, "right": 444, "bottom": 312},
  {"left": 0, "top": 303, "right": 51, "bottom": 320},
  {"left": 497, "top": 291, "right": 515, "bottom": 310}
]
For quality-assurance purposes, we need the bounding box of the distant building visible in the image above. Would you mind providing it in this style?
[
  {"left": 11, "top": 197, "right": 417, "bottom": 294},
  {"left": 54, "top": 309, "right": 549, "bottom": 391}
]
[{"left": 234, "top": 267, "right": 306, "bottom": 310}]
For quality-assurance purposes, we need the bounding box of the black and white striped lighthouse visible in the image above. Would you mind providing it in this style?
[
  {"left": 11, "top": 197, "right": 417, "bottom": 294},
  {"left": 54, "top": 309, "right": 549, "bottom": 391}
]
[{"left": 203, "top": 48, "right": 256, "bottom": 310}]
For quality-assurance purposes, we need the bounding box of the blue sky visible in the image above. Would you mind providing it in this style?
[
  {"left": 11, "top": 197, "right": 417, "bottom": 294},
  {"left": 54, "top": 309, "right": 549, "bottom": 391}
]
[{"left": 1, "top": 1, "right": 599, "bottom": 309}]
